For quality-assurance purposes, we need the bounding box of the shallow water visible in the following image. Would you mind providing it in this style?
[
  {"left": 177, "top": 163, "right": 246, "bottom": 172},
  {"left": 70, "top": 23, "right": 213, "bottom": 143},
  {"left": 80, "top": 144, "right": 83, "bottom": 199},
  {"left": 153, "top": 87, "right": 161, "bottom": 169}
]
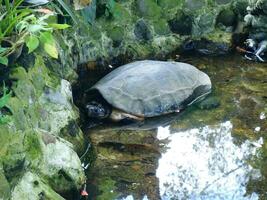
[{"left": 84, "top": 54, "right": 267, "bottom": 200}]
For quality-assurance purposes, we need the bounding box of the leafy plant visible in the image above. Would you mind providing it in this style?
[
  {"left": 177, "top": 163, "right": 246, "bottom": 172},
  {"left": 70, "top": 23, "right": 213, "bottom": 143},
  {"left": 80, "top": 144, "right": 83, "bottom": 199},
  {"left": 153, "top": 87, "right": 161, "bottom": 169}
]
[
  {"left": 0, "top": 0, "right": 32, "bottom": 65},
  {"left": 0, "top": 1, "right": 70, "bottom": 65},
  {"left": 16, "top": 13, "right": 70, "bottom": 58},
  {"left": 0, "top": 83, "right": 12, "bottom": 124}
]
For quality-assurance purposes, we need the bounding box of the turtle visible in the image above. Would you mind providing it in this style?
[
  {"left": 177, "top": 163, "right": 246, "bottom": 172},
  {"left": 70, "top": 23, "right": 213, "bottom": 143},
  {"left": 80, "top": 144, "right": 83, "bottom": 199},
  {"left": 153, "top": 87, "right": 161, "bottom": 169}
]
[{"left": 84, "top": 60, "right": 212, "bottom": 122}]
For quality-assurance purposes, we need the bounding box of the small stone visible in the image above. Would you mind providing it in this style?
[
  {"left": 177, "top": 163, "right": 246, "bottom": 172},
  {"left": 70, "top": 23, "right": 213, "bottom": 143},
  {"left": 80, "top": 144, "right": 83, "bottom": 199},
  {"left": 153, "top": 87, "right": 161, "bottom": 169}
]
[
  {"left": 260, "top": 112, "right": 266, "bottom": 120},
  {"left": 254, "top": 127, "right": 261, "bottom": 132}
]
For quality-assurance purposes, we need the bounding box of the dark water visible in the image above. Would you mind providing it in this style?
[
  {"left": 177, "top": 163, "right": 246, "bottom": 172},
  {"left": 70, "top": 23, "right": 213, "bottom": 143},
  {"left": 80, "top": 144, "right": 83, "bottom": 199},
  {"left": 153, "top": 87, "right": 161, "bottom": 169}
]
[{"left": 82, "top": 54, "right": 267, "bottom": 200}]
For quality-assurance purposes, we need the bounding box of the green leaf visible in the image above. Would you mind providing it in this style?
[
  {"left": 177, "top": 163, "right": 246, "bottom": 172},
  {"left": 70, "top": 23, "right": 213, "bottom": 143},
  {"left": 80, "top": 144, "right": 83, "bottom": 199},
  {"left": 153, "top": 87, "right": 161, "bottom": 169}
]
[
  {"left": 48, "top": 23, "right": 70, "bottom": 29},
  {"left": 0, "top": 90, "right": 11, "bottom": 108},
  {"left": 26, "top": 35, "right": 39, "bottom": 53},
  {"left": 0, "top": 56, "right": 8, "bottom": 65},
  {"left": 0, "top": 47, "right": 7, "bottom": 54},
  {"left": 44, "top": 43, "right": 58, "bottom": 59},
  {"left": 39, "top": 31, "right": 55, "bottom": 45},
  {"left": 40, "top": 32, "right": 58, "bottom": 58}
]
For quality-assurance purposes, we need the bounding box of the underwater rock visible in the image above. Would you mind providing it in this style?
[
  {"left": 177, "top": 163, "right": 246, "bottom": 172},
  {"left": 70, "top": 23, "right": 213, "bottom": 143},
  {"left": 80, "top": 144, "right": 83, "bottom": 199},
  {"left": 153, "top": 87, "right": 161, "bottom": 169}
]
[{"left": 88, "top": 127, "right": 161, "bottom": 200}]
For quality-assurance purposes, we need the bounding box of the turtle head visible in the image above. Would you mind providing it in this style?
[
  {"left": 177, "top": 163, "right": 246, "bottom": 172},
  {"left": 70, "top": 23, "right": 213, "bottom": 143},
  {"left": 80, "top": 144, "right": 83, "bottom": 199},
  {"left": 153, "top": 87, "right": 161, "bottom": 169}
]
[{"left": 86, "top": 101, "right": 110, "bottom": 119}]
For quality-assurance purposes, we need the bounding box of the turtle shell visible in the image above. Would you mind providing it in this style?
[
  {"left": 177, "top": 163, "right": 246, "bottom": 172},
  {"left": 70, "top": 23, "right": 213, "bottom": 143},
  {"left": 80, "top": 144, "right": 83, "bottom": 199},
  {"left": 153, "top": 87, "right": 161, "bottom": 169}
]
[{"left": 89, "top": 60, "right": 211, "bottom": 117}]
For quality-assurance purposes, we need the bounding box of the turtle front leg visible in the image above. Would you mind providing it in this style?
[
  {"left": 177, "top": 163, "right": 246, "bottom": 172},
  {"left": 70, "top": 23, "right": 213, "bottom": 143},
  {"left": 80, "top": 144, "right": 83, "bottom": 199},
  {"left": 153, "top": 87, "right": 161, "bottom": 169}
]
[{"left": 109, "top": 108, "right": 144, "bottom": 122}]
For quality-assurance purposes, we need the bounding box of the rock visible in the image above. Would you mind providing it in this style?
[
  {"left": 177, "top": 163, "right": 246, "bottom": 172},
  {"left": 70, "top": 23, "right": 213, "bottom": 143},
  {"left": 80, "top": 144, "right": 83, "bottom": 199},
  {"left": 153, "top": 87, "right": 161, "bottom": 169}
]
[
  {"left": 184, "top": 0, "right": 205, "bottom": 11},
  {"left": 107, "top": 26, "right": 125, "bottom": 47},
  {"left": 217, "top": 9, "right": 237, "bottom": 27},
  {"left": 136, "top": 0, "right": 161, "bottom": 19},
  {"left": 168, "top": 12, "right": 193, "bottom": 35},
  {"left": 39, "top": 132, "right": 86, "bottom": 194},
  {"left": 134, "top": 19, "right": 152, "bottom": 41},
  {"left": 153, "top": 19, "right": 171, "bottom": 35},
  {"left": 215, "top": 0, "right": 232, "bottom": 5},
  {"left": 0, "top": 165, "right": 10, "bottom": 200},
  {"left": 197, "top": 97, "right": 221, "bottom": 110},
  {"left": 88, "top": 127, "right": 161, "bottom": 200},
  {"left": 11, "top": 172, "right": 65, "bottom": 200},
  {"left": 0, "top": 56, "right": 86, "bottom": 198}
]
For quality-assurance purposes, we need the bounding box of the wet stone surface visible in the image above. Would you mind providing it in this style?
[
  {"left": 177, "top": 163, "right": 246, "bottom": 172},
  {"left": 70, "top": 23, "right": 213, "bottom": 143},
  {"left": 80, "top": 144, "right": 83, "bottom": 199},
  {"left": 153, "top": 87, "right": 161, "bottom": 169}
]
[{"left": 83, "top": 54, "right": 267, "bottom": 200}]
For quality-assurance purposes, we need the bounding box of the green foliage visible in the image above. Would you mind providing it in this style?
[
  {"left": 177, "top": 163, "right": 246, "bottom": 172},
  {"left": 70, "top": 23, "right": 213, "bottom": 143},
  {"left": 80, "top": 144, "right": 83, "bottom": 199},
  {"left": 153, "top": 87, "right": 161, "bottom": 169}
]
[
  {"left": 17, "top": 13, "right": 69, "bottom": 59},
  {"left": 0, "top": 0, "right": 31, "bottom": 65},
  {"left": 0, "top": 84, "right": 12, "bottom": 124},
  {"left": 40, "top": 32, "right": 58, "bottom": 58},
  {"left": 26, "top": 35, "right": 39, "bottom": 53},
  {"left": 0, "top": 1, "right": 70, "bottom": 65},
  {"left": 54, "top": 0, "right": 78, "bottom": 24}
]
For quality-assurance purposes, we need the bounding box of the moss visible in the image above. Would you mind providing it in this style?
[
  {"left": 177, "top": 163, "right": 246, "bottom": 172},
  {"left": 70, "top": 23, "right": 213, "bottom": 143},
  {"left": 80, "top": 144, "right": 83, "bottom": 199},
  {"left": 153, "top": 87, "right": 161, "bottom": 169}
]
[
  {"left": 0, "top": 165, "right": 10, "bottom": 200},
  {"left": 24, "top": 132, "right": 42, "bottom": 163},
  {"left": 107, "top": 26, "right": 125, "bottom": 44},
  {"left": 96, "top": 178, "right": 118, "bottom": 200},
  {"left": 216, "top": 9, "right": 237, "bottom": 27},
  {"left": 158, "top": 0, "right": 184, "bottom": 9},
  {"left": 153, "top": 19, "right": 170, "bottom": 35},
  {"left": 106, "top": 1, "right": 131, "bottom": 24},
  {"left": 136, "top": 0, "right": 162, "bottom": 19},
  {"left": 215, "top": 0, "right": 232, "bottom": 5},
  {"left": 184, "top": 0, "right": 206, "bottom": 11},
  {"left": 192, "top": 11, "right": 216, "bottom": 36},
  {"left": 206, "top": 29, "right": 232, "bottom": 43}
]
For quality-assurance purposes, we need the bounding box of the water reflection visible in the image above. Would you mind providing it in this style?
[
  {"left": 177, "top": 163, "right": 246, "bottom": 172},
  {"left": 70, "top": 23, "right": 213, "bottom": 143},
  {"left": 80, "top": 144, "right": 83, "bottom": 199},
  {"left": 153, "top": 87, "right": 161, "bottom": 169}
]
[{"left": 157, "top": 121, "right": 262, "bottom": 200}]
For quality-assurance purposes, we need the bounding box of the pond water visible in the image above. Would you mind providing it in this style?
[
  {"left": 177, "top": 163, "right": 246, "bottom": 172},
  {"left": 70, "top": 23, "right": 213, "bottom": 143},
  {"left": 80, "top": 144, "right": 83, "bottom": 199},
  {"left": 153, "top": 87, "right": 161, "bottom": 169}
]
[{"left": 82, "top": 54, "right": 267, "bottom": 200}]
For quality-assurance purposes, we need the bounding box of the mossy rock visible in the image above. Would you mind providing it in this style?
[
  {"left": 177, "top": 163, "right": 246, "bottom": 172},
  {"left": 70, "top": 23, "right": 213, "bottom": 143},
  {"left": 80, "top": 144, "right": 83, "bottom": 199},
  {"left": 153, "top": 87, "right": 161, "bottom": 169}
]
[
  {"left": 134, "top": 19, "right": 153, "bottom": 41},
  {"left": 192, "top": 11, "right": 216, "bottom": 36},
  {"left": 107, "top": 2, "right": 131, "bottom": 23},
  {"left": 168, "top": 11, "right": 193, "bottom": 35},
  {"left": 24, "top": 132, "right": 43, "bottom": 164},
  {"left": 158, "top": 0, "right": 184, "bottom": 9},
  {"left": 153, "top": 19, "right": 171, "bottom": 35},
  {"left": 184, "top": 0, "right": 206, "bottom": 11},
  {"left": 0, "top": 165, "right": 10, "bottom": 200},
  {"left": 107, "top": 26, "right": 125, "bottom": 47},
  {"left": 216, "top": 9, "right": 237, "bottom": 27},
  {"left": 215, "top": 0, "right": 232, "bottom": 5},
  {"left": 136, "top": 0, "right": 162, "bottom": 19}
]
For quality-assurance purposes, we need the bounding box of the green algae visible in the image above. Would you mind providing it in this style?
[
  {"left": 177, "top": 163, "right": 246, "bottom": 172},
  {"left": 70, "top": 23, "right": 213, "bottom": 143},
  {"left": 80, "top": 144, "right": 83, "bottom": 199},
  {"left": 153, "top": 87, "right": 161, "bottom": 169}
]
[
  {"left": 24, "top": 132, "right": 42, "bottom": 163},
  {"left": 97, "top": 178, "right": 118, "bottom": 200}
]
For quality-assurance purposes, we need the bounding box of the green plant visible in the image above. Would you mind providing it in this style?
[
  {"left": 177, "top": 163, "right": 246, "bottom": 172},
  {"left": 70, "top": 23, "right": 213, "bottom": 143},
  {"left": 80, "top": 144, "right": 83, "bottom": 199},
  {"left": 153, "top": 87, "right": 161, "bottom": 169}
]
[
  {"left": 0, "top": 0, "right": 32, "bottom": 65},
  {"left": 16, "top": 13, "right": 70, "bottom": 58},
  {"left": 0, "top": 0, "right": 71, "bottom": 65},
  {"left": 0, "top": 83, "right": 12, "bottom": 124}
]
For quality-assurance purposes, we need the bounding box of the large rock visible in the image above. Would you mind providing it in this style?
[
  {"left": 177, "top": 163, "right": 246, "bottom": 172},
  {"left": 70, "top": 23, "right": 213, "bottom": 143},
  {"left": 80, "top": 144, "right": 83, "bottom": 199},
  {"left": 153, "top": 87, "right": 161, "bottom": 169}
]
[{"left": 0, "top": 56, "right": 86, "bottom": 199}]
